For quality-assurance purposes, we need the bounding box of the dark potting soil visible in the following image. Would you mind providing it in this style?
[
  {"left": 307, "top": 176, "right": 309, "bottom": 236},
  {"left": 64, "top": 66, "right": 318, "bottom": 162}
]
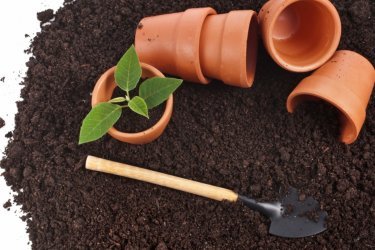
[
  {"left": 1, "top": 0, "right": 374, "bottom": 249},
  {"left": 5, "top": 131, "right": 12, "bottom": 138},
  {"left": 115, "top": 105, "right": 164, "bottom": 133},
  {"left": 111, "top": 87, "right": 165, "bottom": 133},
  {"left": 36, "top": 9, "right": 54, "bottom": 24},
  {"left": 3, "top": 199, "right": 11, "bottom": 211}
]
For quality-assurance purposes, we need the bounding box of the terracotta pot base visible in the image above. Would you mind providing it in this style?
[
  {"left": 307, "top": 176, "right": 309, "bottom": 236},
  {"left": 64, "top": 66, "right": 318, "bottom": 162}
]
[
  {"left": 91, "top": 63, "right": 173, "bottom": 144},
  {"left": 287, "top": 50, "right": 375, "bottom": 144}
]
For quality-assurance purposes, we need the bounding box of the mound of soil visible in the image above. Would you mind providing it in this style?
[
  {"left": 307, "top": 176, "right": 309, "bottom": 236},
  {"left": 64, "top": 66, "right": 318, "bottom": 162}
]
[{"left": 1, "top": 0, "right": 374, "bottom": 249}]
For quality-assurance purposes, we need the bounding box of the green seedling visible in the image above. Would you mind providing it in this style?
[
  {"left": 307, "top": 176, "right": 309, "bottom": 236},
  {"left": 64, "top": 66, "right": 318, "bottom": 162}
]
[{"left": 79, "top": 45, "right": 182, "bottom": 144}]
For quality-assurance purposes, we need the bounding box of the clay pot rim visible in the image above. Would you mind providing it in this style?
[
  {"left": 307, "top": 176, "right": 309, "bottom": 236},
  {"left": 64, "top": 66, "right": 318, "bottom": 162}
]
[
  {"left": 91, "top": 63, "right": 173, "bottom": 143},
  {"left": 266, "top": 0, "right": 341, "bottom": 72},
  {"left": 183, "top": 7, "right": 217, "bottom": 84},
  {"left": 233, "top": 10, "right": 258, "bottom": 88}
]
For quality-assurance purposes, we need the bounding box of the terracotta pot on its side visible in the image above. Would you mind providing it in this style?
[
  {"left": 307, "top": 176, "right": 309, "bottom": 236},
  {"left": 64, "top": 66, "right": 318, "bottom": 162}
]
[
  {"left": 200, "top": 10, "right": 259, "bottom": 88},
  {"left": 287, "top": 50, "right": 375, "bottom": 144},
  {"left": 259, "top": 0, "right": 341, "bottom": 72},
  {"left": 135, "top": 7, "right": 259, "bottom": 88},
  {"left": 91, "top": 63, "right": 173, "bottom": 144}
]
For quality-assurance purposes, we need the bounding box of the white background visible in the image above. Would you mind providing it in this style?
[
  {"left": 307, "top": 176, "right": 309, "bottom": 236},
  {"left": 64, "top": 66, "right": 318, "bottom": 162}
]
[{"left": 0, "top": 1, "right": 64, "bottom": 248}]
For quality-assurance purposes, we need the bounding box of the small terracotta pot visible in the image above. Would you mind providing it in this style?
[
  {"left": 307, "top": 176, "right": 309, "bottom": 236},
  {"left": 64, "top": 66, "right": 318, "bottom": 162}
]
[
  {"left": 259, "top": 0, "right": 341, "bottom": 72},
  {"left": 135, "top": 8, "right": 259, "bottom": 88},
  {"left": 200, "top": 10, "right": 259, "bottom": 88},
  {"left": 287, "top": 50, "right": 375, "bottom": 144},
  {"left": 91, "top": 63, "right": 173, "bottom": 144}
]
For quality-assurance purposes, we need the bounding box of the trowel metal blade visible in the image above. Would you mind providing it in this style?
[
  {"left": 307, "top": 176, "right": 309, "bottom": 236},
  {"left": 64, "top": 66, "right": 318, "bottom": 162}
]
[{"left": 269, "top": 188, "right": 328, "bottom": 238}]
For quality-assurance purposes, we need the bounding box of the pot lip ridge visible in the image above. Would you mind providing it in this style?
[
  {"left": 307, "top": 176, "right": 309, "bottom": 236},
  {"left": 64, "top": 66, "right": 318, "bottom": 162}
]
[
  {"left": 176, "top": 7, "right": 216, "bottom": 84},
  {"left": 265, "top": 0, "right": 341, "bottom": 72},
  {"left": 241, "top": 10, "right": 258, "bottom": 88},
  {"left": 91, "top": 63, "right": 173, "bottom": 144}
]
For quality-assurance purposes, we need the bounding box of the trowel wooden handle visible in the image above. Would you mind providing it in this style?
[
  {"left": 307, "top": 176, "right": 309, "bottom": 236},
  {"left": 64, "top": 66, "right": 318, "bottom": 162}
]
[{"left": 86, "top": 155, "right": 238, "bottom": 202}]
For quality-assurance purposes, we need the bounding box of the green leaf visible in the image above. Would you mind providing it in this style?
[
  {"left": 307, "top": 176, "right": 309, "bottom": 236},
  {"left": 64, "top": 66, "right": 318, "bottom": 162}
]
[
  {"left": 139, "top": 77, "right": 183, "bottom": 109},
  {"left": 79, "top": 103, "right": 122, "bottom": 144},
  {"left": 128, "top": 96, "right": 149, "bottom": 119},
  {"left": 108, "top": 97, "right": 127, "bottom": 103},
  {"left": 115, "top": 45, "right": 142, "bottom": 92}
]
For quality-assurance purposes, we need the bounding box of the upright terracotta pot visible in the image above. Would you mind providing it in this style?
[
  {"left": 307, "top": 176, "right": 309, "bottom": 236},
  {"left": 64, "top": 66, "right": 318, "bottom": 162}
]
[
  {"left": 259, "top": 0, "right": 341, "bottom": 72},
  {"left": 91, "top": 63, "right": 173, "bottom": 144},
  {"left": 287, "top": 50, "right": 375, "bottom": 144},
  {"left": 135, "top": 8, "right": 259, "bottom": 88}
]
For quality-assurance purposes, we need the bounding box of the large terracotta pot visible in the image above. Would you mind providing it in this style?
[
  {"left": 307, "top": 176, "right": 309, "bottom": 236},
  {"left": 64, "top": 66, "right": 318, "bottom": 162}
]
[
  {"left": 135, "top": 7, "right": 259, "bottom": 88},
  {"left": 259, "top": 0, "right": 341, "bottom": 72},
  {"left": 287, "top": 50, "right": 375, "bottom": 144},
  {"left": 91, "top": 63, "right": 173, "bottom": 144}
]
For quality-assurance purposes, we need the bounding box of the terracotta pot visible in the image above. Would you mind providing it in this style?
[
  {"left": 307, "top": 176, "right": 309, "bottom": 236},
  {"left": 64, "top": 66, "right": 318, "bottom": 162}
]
[
  {"left": 200, "top": 10, "right": 259, "bottom": 88},
  {"left": 259, "top": 0, "right": 341, "bottom": 72},
  {"left": 135, "top": 8, "right": 259, "bottom": 88},
  {"left": 287, "top": 50, "right": 375, "bottom": 144},
  {"left": 91, "top": 63, "right": 173, "bottom": 144}
]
